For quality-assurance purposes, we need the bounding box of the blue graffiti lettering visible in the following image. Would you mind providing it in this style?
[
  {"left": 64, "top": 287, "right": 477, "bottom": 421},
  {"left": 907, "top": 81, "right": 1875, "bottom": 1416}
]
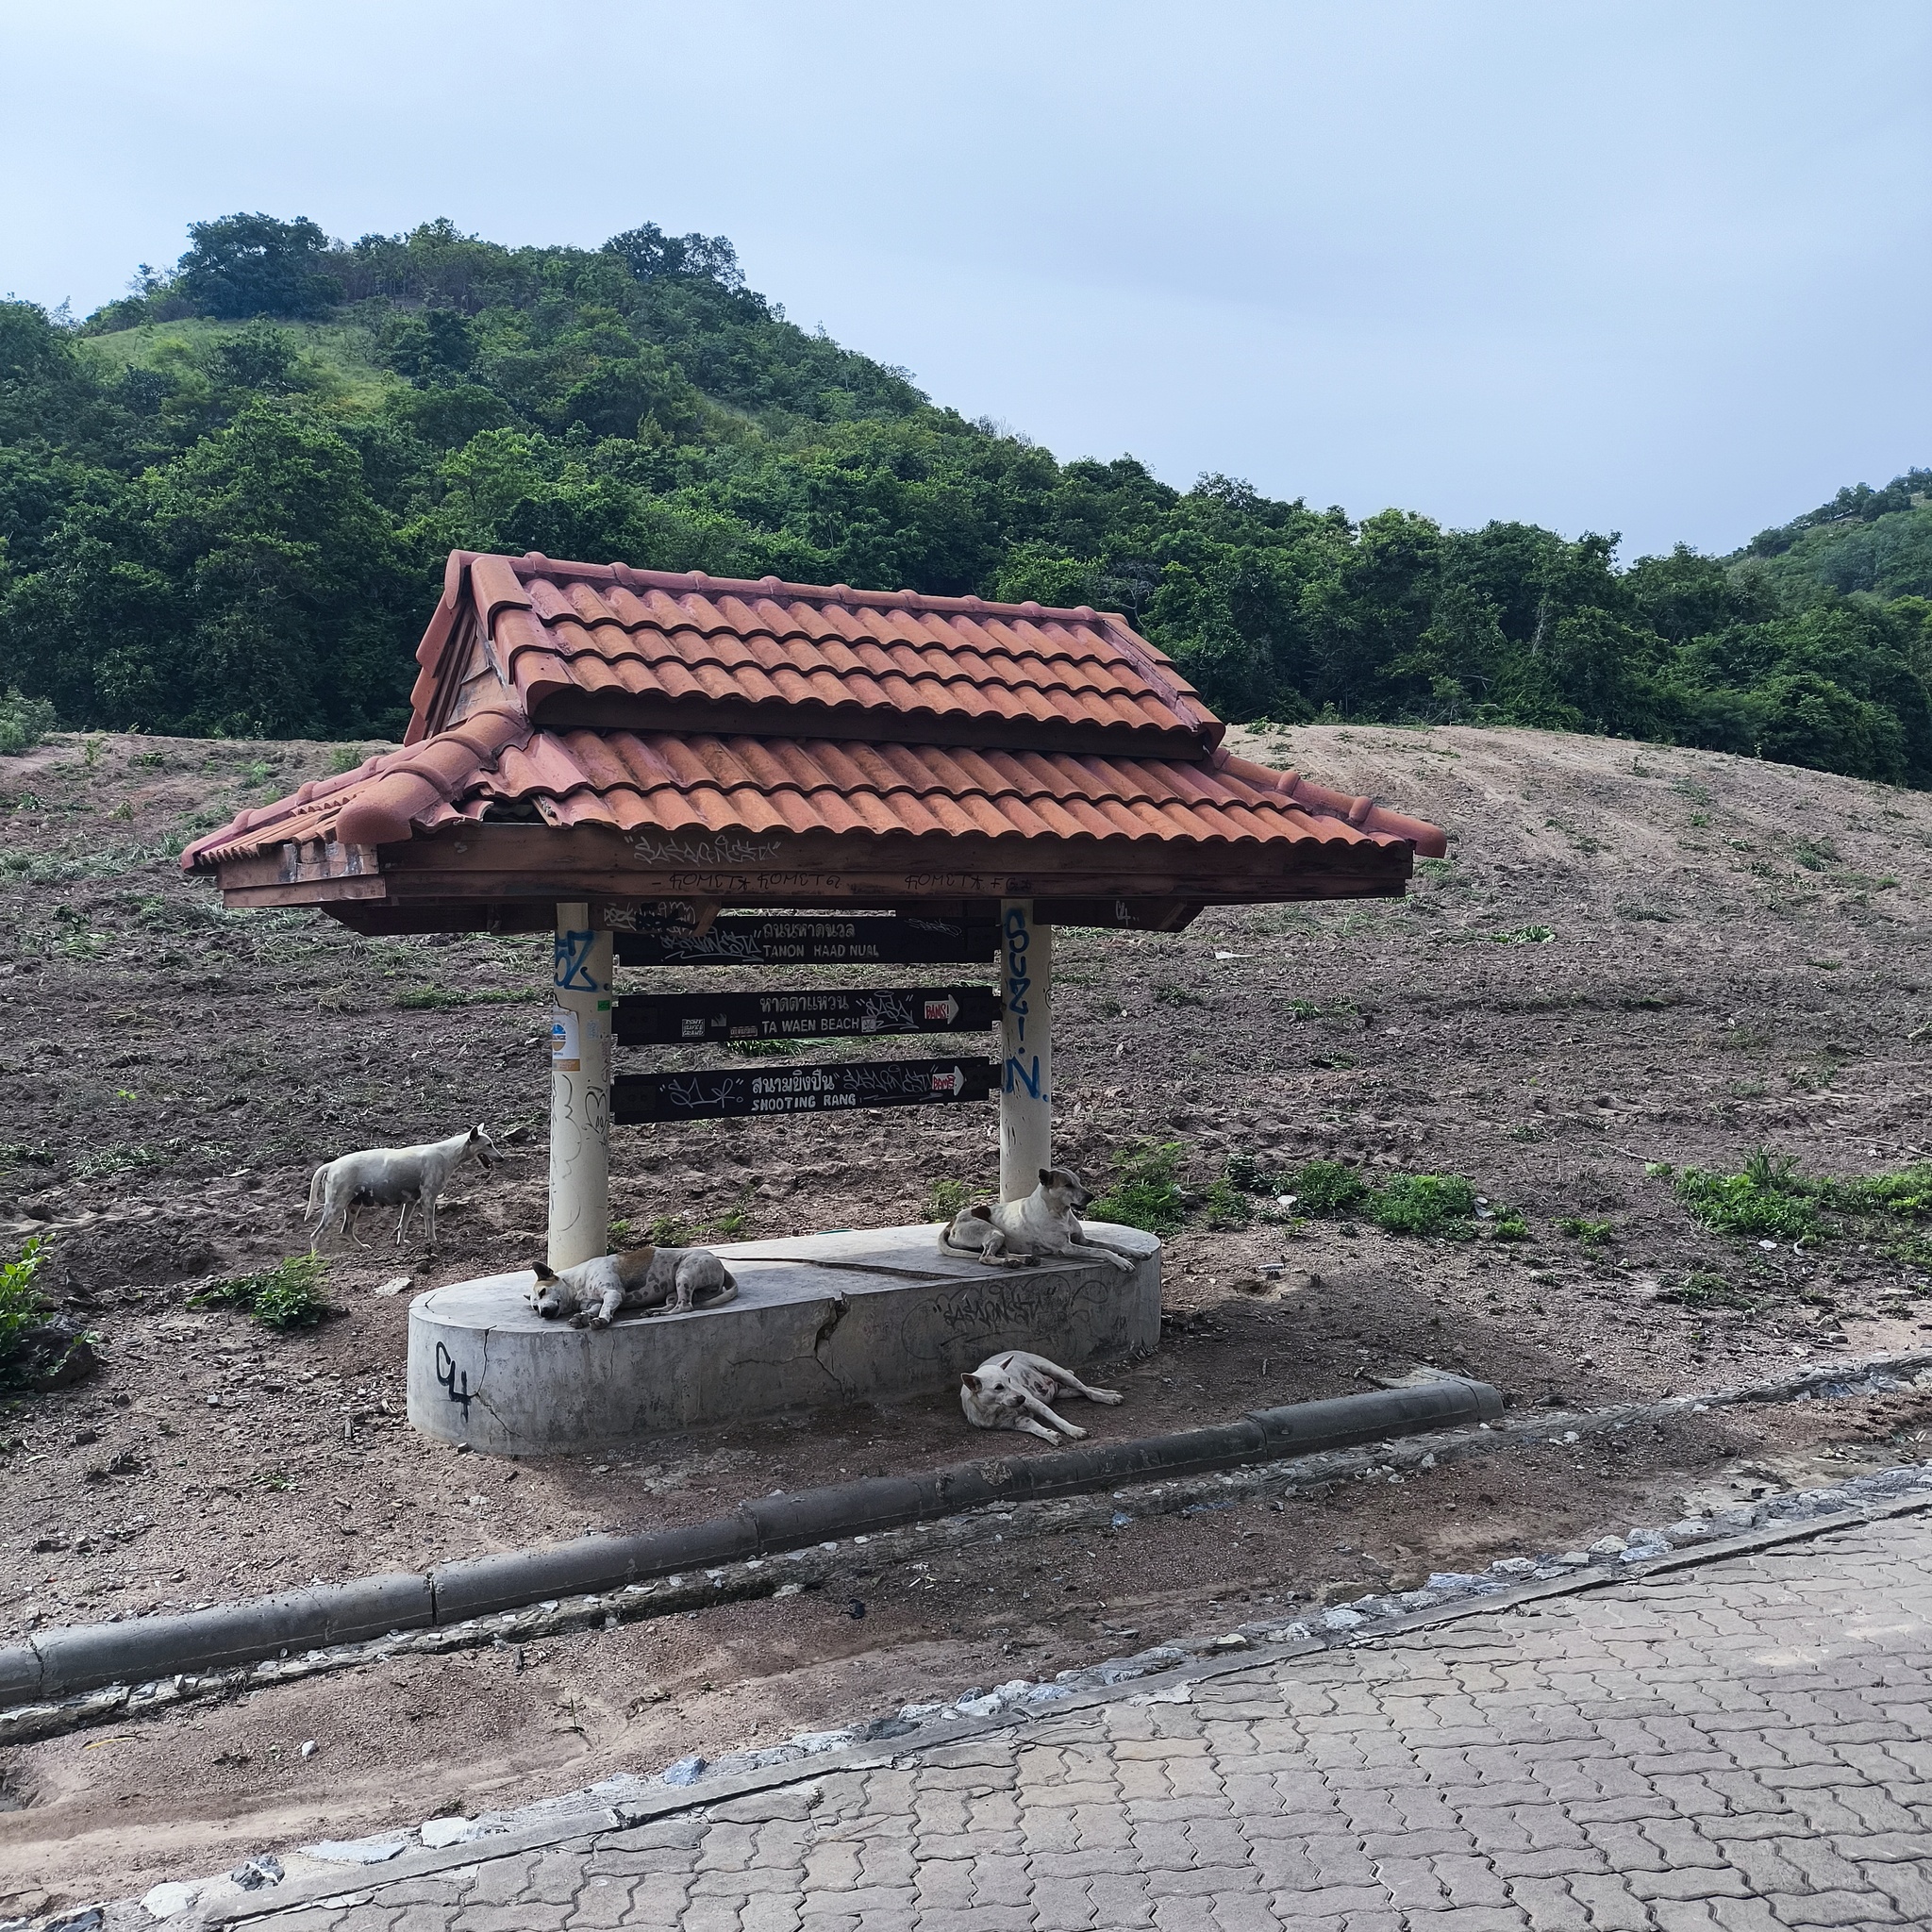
[
  {"left": 554, "top": 928, "right": 601, "bottom": 991},
  {"left": 1004, "top": 1054, "right": 1044, "bottom": 1102}
]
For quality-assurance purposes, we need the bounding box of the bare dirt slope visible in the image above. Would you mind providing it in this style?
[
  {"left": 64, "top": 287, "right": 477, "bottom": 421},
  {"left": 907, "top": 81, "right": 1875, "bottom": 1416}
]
[{"left": 3, "top": 722, "right": 1931, "bottom": 1912}]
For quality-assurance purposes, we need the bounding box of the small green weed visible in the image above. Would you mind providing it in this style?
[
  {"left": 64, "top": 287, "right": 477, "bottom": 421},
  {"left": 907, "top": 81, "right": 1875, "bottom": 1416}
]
[
  {"left": 1674, "top": 1148, "right": 1820, "bottom": 1241},
  {"left": 1369, "top": 1173, "right": 1478, "bottom": 1239},
  {"left": 1488, "top": 925, "right": 1555, "bottom": 944},
  {"left": 710, "top": 1200, "right": 752, "bottom": 1239},
  {"left": 325, "top": 745, "right": 376, "bottom": 775},
  {"left": 1491, "top": 1211, "right": 1531, "bottom": 1241},
  {"left": 72, "top": 1144, "right": 168, "bottom": 1179},
  {"left": 1658, "top": 1271, "right": 1756, "bottom": 1310},
  {"left": 1153, "top": 984, "right": 1207, "bottom": 1008},
  {"left": 1224, "top": 1149, "right": 1272, "bottom": 1194},
  {"left": 608, "top": 1217, "right": 636, "bottom": 1247},
  {"left": 0, "top": 1238, "right": 49, "bottom": 1359},
  {"left": 1283, "top": 1159, "right": 1370, "bottom": 1215},
  {"left": 1200, "top": 1177, "right": 1251, "bottom": 1230},
  {"left": 923, "top": 1177, "right": 973, "bottom": 1223},
  {"left": 1088, "top": 1139, "right": 1187, "bottom": 1235},
  {"left": 191, "top": 1254, "right": 332, "bottom": 1329},
  {"left": 1556, "top": 1217, "right": 1615, "bottom": 1249},
  {"left": 645, "top": 1212, "right": 698, "bottom": 1247},
  {"left": 1792, "top": 839, "right": 1839, "bottom": 872},
  {"left": 1507, "top": 1123, "right": 1546, "bottom": 1142}
]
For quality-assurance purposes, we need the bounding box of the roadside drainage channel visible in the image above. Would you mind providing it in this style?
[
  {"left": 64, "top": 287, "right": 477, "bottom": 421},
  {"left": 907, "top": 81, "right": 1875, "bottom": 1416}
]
[
  {"left": 6, "top": 1350, "right": 1929, "bottom": 1762},
  {"left": 67, "top": 1466, "right": 1932, "bottom": 1932},
  {"left": 0, "top": 1378, "right": 1500, "bottom": 1719}
]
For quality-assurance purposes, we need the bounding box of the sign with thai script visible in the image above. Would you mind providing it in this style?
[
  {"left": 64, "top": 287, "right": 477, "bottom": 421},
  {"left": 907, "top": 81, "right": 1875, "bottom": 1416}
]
[
  {"left": 612, "top": 1058, "right": 997, "bottom": 1123},
  {"left": 609, "top": 910, "right": 998, "bottom": 967},
  {"left": 614, "top": 986, "right": 999, "bottom": 1046}
]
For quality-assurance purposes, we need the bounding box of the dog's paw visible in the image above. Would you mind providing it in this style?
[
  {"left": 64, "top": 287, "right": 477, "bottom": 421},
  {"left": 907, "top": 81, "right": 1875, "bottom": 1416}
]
[
  {"left": 1059, "top": 1422, "right": 1088, "bottom": 1439},
  {"left": 567, "top": 1312, "right": 591, "bottom": 1328},
  {"left": 1090, "top": 1388, "right": 1124, "bottom": 1404}
]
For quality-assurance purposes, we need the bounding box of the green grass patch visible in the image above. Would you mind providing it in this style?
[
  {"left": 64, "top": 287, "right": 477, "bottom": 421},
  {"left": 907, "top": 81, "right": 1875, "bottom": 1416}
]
[
  {"left": 1368, "top": 1173, "right": 1478, "bottom": 1239},
  {"left": 1488, "top": 924, "right": 1555, "bottom": 944},
  {"left": 190, "top": 1254, "right": 333, "bottom": 1329},
  {"left": 1280, "top": 1159, "right": 1370, "bottom": 1215},
  {"left": 1657, "top": 1271, "right": 1756, "bottom": 1310},
  {"left": 1279, "top": 1159, "right": 1516, "bottom": 1241},
  {"left": 1088, "top": 1139, "right": 1187, "bottom": 1235},
  {"left": 1665, "top": 1148, "right": 1932, "bottom": 1255},
  {"left": 644, "top": 1212, "right": 698, "bottom": 1247},
  {"left": 1556, "top": 1217, "right": 1616, "bottom": 1249}
]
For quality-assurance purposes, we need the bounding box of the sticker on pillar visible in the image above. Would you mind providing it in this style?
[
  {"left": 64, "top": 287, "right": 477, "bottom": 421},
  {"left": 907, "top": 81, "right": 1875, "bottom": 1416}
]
[{"left": 551, "top": 1008, "right": 581, "bottom": 1072}]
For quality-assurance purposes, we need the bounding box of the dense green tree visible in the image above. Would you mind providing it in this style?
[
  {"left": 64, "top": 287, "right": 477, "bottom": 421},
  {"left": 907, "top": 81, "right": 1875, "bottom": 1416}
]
[{"left": 0, "top": 215, "right": 1926, "bottom": 789}]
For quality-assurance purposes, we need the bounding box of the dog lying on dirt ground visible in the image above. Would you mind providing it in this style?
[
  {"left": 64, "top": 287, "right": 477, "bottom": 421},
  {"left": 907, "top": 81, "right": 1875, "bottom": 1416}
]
[
  {"left": 307, "top": 1124, "right": 499, "bottom": 1254},
  {"left": 960, "top": 1349, "right": 1124, "bottom": 1443},
  {"left": 527, "top": 1243, "right": 739, "bottom": 1328},
  {"left": 940, "top": 1167, "right": 1141, "bottom": 1272}
]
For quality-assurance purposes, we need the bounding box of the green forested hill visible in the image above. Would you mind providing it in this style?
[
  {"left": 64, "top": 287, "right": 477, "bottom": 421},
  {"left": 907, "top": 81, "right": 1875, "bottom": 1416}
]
[{"left": 1, "top": 211, "right": 1927, "bottom": 787}]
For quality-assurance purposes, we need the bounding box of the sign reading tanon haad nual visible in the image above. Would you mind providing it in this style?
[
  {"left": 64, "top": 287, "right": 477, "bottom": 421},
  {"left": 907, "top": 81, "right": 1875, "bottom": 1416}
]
[
  {"left": 609, "top": 909, "right": 998, "bottom": 968},
  {"left": 612, "top": 1058, "right": 998, "bottom": 1124}
]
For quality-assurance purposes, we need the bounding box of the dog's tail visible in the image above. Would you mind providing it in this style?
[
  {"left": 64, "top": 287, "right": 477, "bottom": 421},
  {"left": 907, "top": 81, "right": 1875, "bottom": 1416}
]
[{"left": 305, "top": 1162, "right": 330, "bottom": 1220}]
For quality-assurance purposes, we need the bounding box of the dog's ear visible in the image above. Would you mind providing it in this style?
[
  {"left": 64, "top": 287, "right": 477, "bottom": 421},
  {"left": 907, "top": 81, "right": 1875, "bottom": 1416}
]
[
  {"left": 532, "top": 1262, "right": 558, "bottom": 1282},
  {"left": 1038, "top": 1167, "right": 1055, "bottom": 1187},
  {"left": 968, "top": 1204, "right": 991, "bottom": 1222},
  {"left": 960, "top": 1372, "right": 980, "bottom": 1391}
]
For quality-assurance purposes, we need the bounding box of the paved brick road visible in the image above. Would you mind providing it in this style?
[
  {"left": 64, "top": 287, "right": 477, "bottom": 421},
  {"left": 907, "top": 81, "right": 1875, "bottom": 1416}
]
[{"left": 245, "top": 1512, "right": 1932, "bottom": 1931}]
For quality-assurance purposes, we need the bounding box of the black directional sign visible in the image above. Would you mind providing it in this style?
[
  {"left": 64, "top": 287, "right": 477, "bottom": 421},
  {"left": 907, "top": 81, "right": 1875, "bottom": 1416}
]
[
  {"left": 612, "top": 1057, "right": 997, "bottom": 1124},
  {"left": 610, "top": 910, "right": 998, "bottom": 968},
  {"left": 614, "top": 985, "right": 999, "bottom": 1047}
]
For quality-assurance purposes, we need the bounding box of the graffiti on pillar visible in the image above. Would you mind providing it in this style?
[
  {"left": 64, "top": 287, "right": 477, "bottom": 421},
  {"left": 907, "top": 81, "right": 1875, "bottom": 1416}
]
[
  {"left": 1002, "top": 904, "right": 1044, "bottom": 1103},
  {"left": 554, "top": 927, "right": 602, "bottom": 991}
]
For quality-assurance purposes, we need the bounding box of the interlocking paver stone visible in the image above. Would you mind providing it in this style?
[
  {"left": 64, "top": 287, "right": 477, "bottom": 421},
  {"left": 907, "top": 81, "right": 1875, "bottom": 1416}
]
[{"left": 221, "top": 1507, "right": 1932, "bottom": 1932}]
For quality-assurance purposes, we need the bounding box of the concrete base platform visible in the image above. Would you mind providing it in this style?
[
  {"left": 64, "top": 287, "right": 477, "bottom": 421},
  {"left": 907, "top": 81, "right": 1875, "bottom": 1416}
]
[{"left": 406, "top": 1222, "right": 1162, "bottom": 1456}]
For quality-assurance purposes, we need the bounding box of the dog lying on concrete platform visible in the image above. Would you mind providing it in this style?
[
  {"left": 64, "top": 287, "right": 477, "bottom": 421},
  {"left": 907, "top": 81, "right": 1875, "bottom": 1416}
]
[
  {"left": 960, "top": 1349, "right": 1124, "bottom": 1443},
  {"left": 939, "top": 1167, "right": 1140, "bottom": 1272},
  {"left": 527, "top": 1243, "right": 738, "bottom": 1328}
]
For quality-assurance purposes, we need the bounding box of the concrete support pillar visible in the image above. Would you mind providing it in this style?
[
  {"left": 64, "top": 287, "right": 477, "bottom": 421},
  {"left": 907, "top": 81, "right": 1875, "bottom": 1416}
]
[
  {"left": 548, "top": 902, "right": 612, "bottom": 1270},
  {"left": 998, "top": 899, "right": 1052, "bottom": 1201}
]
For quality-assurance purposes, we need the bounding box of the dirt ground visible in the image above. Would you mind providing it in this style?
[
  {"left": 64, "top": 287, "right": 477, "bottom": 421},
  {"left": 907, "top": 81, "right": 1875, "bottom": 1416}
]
[{"left": 3, "top": 721, "right": 1932, "bottom": 1910}]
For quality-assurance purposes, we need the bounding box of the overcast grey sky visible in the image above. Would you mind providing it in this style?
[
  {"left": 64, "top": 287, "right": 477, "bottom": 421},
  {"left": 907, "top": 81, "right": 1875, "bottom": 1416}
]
[{"left": 5, "top": 1, "right": 1926, "bottom": 557}]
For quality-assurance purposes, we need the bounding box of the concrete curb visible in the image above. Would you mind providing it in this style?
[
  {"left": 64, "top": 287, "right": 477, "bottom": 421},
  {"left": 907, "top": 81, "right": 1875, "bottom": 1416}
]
[
  {"left": 192, "top": 1486, "right": 1932, "bottom": 1930},
  {"left": 0, "top": 1378, "right": 1501, "bottom": 1707}
]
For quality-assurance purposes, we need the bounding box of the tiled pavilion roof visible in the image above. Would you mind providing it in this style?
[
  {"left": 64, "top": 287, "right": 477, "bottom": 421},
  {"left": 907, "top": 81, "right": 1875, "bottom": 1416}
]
[{"left": 183, "top": 552, "right": 1446, "bottom": 927}]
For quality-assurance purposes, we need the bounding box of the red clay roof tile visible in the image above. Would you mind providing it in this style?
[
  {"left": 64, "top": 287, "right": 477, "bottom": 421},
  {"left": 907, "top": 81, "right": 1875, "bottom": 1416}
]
[{"left": 184, "top": 551, "right": 1448, "bottom": 888}]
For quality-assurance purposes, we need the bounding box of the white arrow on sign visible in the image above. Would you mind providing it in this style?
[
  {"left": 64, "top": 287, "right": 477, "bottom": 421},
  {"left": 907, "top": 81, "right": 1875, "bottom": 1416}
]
[
  {"left": 936, "top": 1064, "right": 965, "bottom": 1096},
  {"left": 924, "top": 996, "right": 961, "bottom": 1024}
]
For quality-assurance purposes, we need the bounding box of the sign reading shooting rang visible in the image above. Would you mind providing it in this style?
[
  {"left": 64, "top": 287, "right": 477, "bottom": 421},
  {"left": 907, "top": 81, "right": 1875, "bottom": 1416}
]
[
  {"left": 614, "top": 985, "right": 999, "bottom": 1047},
  {"left": 609, "top": 910, "right": 999, "bottom": 968},
  {"left": 612, "top": 1058, "right": 998, "bottom": 1124}
]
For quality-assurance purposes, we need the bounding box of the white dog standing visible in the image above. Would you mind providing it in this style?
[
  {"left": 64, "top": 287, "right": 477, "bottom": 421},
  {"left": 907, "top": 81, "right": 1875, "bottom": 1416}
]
[
  {"left": 940, "top": 1167, "right": 1140, "bottom": 1272},
  {"left": 307, "top": 1124, "right": 499, "bottom": 1253},
  {"left": 959, "top": 1350, "right": 1124, "bottom": 1443}
]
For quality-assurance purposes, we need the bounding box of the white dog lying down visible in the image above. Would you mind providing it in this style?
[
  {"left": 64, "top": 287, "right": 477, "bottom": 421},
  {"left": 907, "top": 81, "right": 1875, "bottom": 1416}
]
[
  {"left": 959, "top": 1350, "right": 1123, "bottom": 1443},
  {"left": 307, "top": 1124, "right": 498, "bottom": 1254},
  {"left": 527, "top": 1243, "right": 738, "bottom": 1328},
  {"left": 940, "top": 1167, "right": 1140, "bottom": 1272}
]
